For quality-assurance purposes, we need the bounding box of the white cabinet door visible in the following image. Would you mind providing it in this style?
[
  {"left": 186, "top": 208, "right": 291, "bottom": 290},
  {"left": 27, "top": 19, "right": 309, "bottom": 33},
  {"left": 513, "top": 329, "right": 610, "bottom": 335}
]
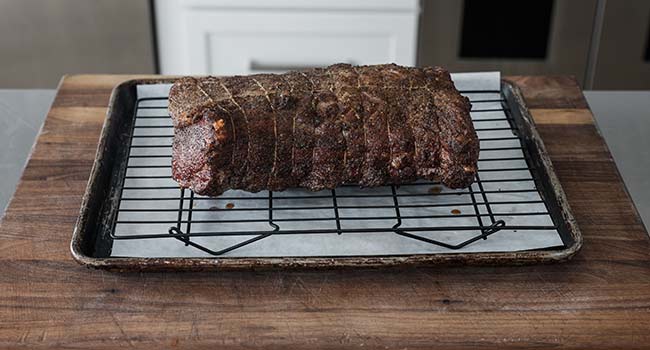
[{"left": 155, "top": 0, "right": 419, "bottom": 75}]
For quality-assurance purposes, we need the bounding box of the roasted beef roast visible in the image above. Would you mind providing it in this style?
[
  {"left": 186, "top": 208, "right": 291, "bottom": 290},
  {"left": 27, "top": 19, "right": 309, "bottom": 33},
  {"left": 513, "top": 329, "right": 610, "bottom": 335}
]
[{"left": 169, "top": 63, "right": 478, "bottom": 196}]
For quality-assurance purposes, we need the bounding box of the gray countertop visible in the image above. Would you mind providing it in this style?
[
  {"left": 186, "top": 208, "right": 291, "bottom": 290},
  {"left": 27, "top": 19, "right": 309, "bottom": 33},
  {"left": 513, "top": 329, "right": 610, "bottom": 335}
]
[
  {"left": 0, "top": 90, "right": 55, "bottom": 213},
  {"left": 583, "top": 91, "right": 650, "bottom": 231},
  {"left": 0, "top": 89, "right": 648, "bottom": 232}
]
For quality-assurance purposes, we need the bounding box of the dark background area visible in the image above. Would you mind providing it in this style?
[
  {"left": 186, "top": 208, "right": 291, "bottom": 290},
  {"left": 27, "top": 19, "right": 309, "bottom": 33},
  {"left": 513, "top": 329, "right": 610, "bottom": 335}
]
[
  {"left": 460, "top": 0, "right": 554, "bottom": 59},
  {"left": 645, "top": 12, "right": 650, "bottom": 62}
]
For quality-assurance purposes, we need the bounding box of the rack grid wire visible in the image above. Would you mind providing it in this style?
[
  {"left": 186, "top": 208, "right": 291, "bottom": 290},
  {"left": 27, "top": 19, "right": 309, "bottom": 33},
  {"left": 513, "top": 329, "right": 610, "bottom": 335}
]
[{"left": 108, "top": 87, "right": 561, "bottom": 257}]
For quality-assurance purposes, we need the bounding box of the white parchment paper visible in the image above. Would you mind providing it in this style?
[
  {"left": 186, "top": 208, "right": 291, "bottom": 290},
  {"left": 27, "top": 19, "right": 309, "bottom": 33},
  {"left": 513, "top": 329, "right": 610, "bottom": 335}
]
[{"left": 110, "top": 72, "right": 564, "bottom": 258}]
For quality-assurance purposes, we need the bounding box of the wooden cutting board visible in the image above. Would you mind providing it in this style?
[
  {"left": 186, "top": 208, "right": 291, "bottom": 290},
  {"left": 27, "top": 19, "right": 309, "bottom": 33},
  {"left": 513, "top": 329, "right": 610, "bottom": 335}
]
[{"left": 0, "top": 75, "right": 648, "bottom": 349}]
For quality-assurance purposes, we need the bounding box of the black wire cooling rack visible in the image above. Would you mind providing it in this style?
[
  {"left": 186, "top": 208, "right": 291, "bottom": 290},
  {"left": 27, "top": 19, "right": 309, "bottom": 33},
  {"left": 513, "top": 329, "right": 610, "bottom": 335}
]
[{"left": 107, "top": 87, "right": 563, "bottom": 257}]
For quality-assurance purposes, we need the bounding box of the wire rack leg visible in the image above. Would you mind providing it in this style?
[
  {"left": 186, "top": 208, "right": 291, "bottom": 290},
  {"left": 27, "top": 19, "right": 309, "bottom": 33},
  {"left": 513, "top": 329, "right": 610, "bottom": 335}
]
[
  {"left": 394, "top": 221, "right": 505, "bottom": 250},
  {"left": 166, "top": 189, "right": 277, "bottom": 256},
  {"left": 390, "top": 180, "right": 506, "bottom": 250}
]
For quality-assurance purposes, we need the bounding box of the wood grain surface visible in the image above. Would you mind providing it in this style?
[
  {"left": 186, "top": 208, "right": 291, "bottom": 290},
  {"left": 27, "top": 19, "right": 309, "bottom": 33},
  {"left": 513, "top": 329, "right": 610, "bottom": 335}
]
[{"left": 0, "top": 75, "right": 648, "bottom": 349}]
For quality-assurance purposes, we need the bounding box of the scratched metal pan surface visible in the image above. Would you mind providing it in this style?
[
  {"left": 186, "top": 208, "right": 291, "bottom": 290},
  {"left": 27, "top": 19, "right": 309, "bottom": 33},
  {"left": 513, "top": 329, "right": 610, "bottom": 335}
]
[{"left": 70, "top": 78, "right": 582, "bottom": 271}]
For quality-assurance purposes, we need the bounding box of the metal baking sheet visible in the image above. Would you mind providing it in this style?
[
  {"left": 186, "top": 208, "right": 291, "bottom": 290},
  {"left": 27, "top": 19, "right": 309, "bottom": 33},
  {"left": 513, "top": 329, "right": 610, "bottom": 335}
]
[{"left": 71, "top": 73, "right": 582, "bottom": 271}]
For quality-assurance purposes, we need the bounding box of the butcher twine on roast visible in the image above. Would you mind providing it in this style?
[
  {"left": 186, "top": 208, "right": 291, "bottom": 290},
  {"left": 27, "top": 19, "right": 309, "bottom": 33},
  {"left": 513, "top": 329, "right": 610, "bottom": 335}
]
[{"left": 168, "top": 63, "right": 478, "bottom": 196}]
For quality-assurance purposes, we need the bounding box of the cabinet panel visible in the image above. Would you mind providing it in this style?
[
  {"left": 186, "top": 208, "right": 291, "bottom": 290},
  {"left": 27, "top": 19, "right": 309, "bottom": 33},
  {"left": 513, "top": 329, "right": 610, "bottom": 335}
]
[
  {"left": 204, "top": 33, "right": 394, "bottom": 75},
  {"left": 156, "top": 0, "right": 419, "bottom": 75}
]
